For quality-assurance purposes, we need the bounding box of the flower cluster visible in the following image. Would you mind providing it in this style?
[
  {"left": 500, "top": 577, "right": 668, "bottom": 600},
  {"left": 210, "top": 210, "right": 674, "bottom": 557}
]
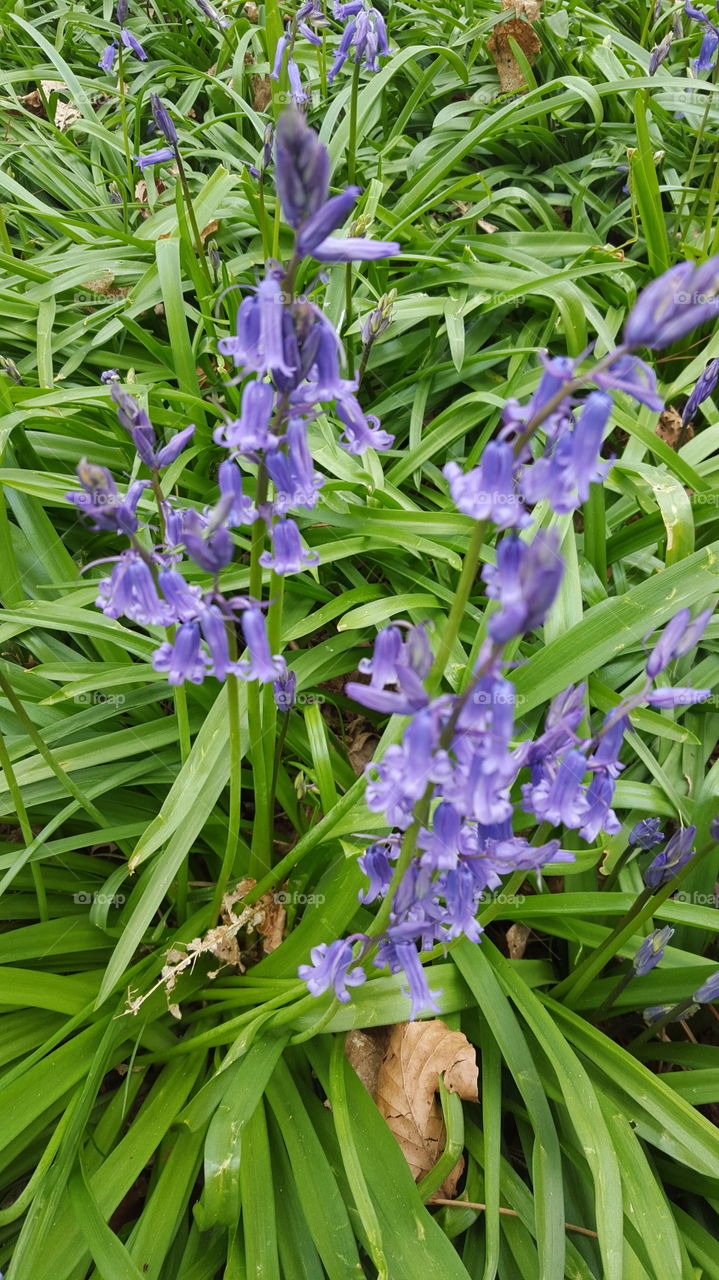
[
  {"left": 98, "top": 0, "right": 148, "bottom": 72},
  {"left": 685, "top": 1, "right": 719, "bottom": 75},
  {"left": 444, "top": 257, "right": 719, "bottom": 532},
  {"left": 67, "top": 109, "right": 398, "bottom": 687},
  {"left": 299, "top": 257, "right": 719, "bottom": 1018},
  {"left": 300, "top": 591, "right": 711, "bottom": 1015},
  {"left": 269, "top": 1, "right": 391, "bottom": 102},
  {"left": 328, "top": 3, "right": 391, "bottom": 82}
]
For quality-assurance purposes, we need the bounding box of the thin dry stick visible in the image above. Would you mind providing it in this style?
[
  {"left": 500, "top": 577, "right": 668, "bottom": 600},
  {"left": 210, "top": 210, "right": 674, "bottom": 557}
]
[{"left": 430, "top": 1200, "right": 599, "bottom": 1239}]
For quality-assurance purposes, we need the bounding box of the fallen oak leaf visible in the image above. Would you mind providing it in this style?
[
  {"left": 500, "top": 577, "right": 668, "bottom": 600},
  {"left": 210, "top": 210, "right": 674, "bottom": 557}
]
[
  {"left": 488, "top": 17, "right": 541, "bottom": 93},
  {"left": 374, "top": 1020, "right": 478, "bottom": 1198}
]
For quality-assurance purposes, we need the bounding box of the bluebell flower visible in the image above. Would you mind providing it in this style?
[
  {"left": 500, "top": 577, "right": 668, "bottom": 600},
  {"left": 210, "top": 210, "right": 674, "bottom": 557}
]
[
  {"left": 593, "top": 352, "right": 664, "bottom": 410},
  {"left": 684, "top": 1, "right": 719, "bottom": 73},
  {"left": 134, "top": 147, "right": 176, "bottom": 171},
  {"left": 111, "top": 386, "right": 195, "bottom": 470},
  {"left": 694, "top": 969, "right": 719, "bottom": 1002},
  {"left": 157, "top": 568, "right": 203, "bottom": 622},
  {"left": 273, "top": 668, "right": 297, "bottom": 711},
  {"left": 623, "top": 258, "right": 719, "bottom": 350},
  {"left": 198, "top": 603, "right": 237, "bottom": 680},
  {"left": 520, "top": 391, "right": 613, "bottom": 514},
  {"left": 335, "top": 394, "right": 394, "bottom": 452},
  {"left": 67, "top": 462, "right": 148, "bottom": 535},
  {"left": 296, "top": 187, "right": 362, "bottom": 257},
  {"left": 444, "top": 442, "right": 530, "bottom": 528},
  {"left": 358, "top": 838, "right": 396, "bottom": 902},
  {"left": 287, "top": 58, "right": 309, "bottom": 104},
  {"left": 217, "top": 459, "right": 256, "bottom": 526},
  {"left": 98, "top": 41, "right": 118, "bottom": 72},
  {"left": 633, "top": 926, "right": 674, "bottom": 976},
  {"left": 218, "top": 271, "right": 297, "bottom": 380},
  {"left": 644, "top": 826, "right": 697, "bottom": 888},
  {"left": 237, "top": 609, "right": 286, "bottom": 683},
  {"left": 644, "top": 607, "right": 713, "bottom": 678},
  {"left": 648, "top": 33, "right": 673, "bottom": 74},
  {"left": 265, "top": 418, "right": 324, "bottom": 511},
  {"left": 96, "top": 550, "right": 170, "bottom": 625},
  {"left": 346, "top": 623, "right": 431, "bottom": 715},
  {"left": 298, "top": 937, "right": 367, "bottom": 1002},
  {"left": 630, "top": 817, "right": 665, "bottom": 849},
  {"left": 579, "top": 772, "right": 622, "bottom": 842},
  {"left": 100, "top": 369, "right": 121, "bottom": 384},
  {"left": 153, "top": 623, "right": 210, "bottom": 685},
  {"left": 375, "top": 937, "right": 441, "bottom": 1019},
  {"left": 150, "top": 94, "right": 178, "bottom": 148},
  {"left": 643, "top": 1002, "right": 697, "bottom": 1024},
  {"left": 214, "top": 380, "right": 279, "bottom": 455},
  {"left": 259, "top": 518, "right": 319, "bottom": 574},
  {"left": 120, "top": 27, "right": 147, "bottom": 59},
  {"left": 274, "top": 109, "right": 331, "bottom": 231},
  {"left": 191, "top": 0, "right": 231, "bottom": 27},
  {"left": 682, "top": 357, "right": 719, "bottom": 424},
  {"left": 309, "top": 235, "right": 400, "bottom": 263},
  {"left": 481, "top": 530, "right": 563, "bottom": 643},
  {"left": 523, "top": 748, "right": 589, "bottom": 829},
  {"left": 298, "top": 316, "right": 356, "bottom": 405},
  {"left": 182, "top": 512, "right": 234, "bottom": 574},
  {"left": 645, "top": 686, "right": 710, "bottom": 707},
  {"left": 328, "top": 5, "right": 391, "bottom": 83}
]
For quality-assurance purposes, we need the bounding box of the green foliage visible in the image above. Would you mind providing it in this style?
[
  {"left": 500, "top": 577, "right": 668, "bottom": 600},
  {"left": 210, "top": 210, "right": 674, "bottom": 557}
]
[{"left": 0, "top": 0, "right": 718, "bottom": 1275}]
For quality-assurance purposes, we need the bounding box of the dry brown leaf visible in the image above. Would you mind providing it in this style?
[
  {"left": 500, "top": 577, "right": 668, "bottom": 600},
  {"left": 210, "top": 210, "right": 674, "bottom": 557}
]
[
  {"left": 656, "top": 406, "right": 693, "bottom": 448},
  {"left": 488, "top": 16, "right": 541, "bottom": 93},
  {"left": 81, "top": 271, "right": 129, "bottom": 300},
  {"left": 375, "top": 1020, "right": 478, "bottom": 1198},
  {"left": 256, "top": 896, "right": 286, "bottom": 953},
  {"left": 345, "top": 1027, "right": 391, "bottom": 1096},
  {"left": 200, "top": 218, "right": 219, "bottom": 244},
  {"left": 252, "top": 74, "right": 272, "bottom": 112},
  {"left": 506, "top": 921, "right": 531, "bottom": 959},
  {"left": 345, "top": 715, "right": 379, "bottom": 776},
  {"left": 501, "top": 0, "right": 541, "bottom": 17},
  {"left": 244, "top": 1, "right": 259, "bottom": 19},
  {"left": 54, "top": 100, "right": 81, "bottom": 131},
  {"left": 19, "top": 90, "right": 45, "bottom": 116}
]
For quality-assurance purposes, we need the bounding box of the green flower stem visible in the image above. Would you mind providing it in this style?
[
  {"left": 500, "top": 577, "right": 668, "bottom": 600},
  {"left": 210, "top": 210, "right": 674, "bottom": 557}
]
[
  {"left": 148, "top": 473, "right": 191, "bottom": 924},
  {"left": 257, "top": 173, "right": 270, "bottom": 261},
  {"left": 344, "top": 61, "right": 361, "bottom": 376},
  {"left": 175, "top": 154, "right": 209, "bottom": 270},
  {"left": 590, "top": 967, "right": 634, "bottom": 1022},
  {"left": 627, "top": 996, "right": 696, "bottom": 1051},
  {"left": 263, "top": 568, "right": 284, "bottom": 837},
  {"left": 551, "top": 843, "right": 712, "bottom": 1005},
  {"left": 427, "top": 518, "right": 488, "bottom": 694},
  {"left": 550, "top": 885, "right": 654, "bottom": 1003},
  {"left": 0, "top": 725, "right": 47, "bottom": 920},
  {"left": 116, "top": 47, "right": 134, "bottom": 222},
  {"left": 210, "top": 670, "right": 243, "bottom": 923},
  {"left": 247, "top": 465, "right": 270, "bottom": 881}
]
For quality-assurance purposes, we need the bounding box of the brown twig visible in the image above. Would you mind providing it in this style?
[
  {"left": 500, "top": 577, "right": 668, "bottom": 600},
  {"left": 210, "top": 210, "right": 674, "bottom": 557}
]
[{"left": 430, "top": 1199, "right": 599, "bottom": 1238}]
